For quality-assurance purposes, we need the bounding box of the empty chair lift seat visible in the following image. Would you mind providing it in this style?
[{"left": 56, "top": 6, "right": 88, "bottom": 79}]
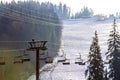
[
  {"left": 21, "top": 56, "right": 30, "bottom": 62},
  {"left": 57, "top": 57, "right": 66, "bottom": 62},
  {"left": 13, "top": 57, "right": 23, "bottom": 64},
  {"left": 63, "top": 59, "right": 70, "bottom": 65},
  {"left": 40, "top": 55, "right": 46, "bottom": 60},
  {"left": 45, "top": 57, "right": 53, "bottom": 63},
  {"left": 75, "top": 58, "right": 85, "bottom": 65},
  {"left": 0, "top": 57, "right": 5, "bottom": 65}
]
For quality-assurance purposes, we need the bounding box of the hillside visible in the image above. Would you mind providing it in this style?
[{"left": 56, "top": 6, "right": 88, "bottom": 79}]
[{"left": 29, "top": 18, "right": 120, "bottom": 80}]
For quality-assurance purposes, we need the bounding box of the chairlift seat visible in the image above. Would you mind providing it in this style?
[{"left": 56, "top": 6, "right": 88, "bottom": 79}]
[
  {"left": 0, "top": 57, "right": 5, "bottom": 65},
  {"left": 79, "top": 62, "right": 85, "bottom": 65},
  {"left": 40, "top": 56, "right": 46, "bottom": 60},
  {"left": 39, "top": 53, "right": 47, "bottom": 60},
  {"left": 13, "top": 57, "right": 23, "bottom": 64},
  {"left": 63, "top": 59, "right": 70, "bottom": 65},
  {"left": 0, "top": 62, "right": 5, "bottom": 65},
  {"left": 57, "top": 57, "right": 66, "bottom": 62},
  {"left": 75, "top": 58, "right": 85, "bottom": 65},
  {"left": 22, "top": 57, "right": 30, "bottom": 62},
  {"left": 75, "top": 61, "right": 85, "bottom": 65},
  {"left": 45, "top": 57, "right": 53, "bottom": 63},
  {"left": 58, "top": 59, "right": 66, "bottom": 62}
]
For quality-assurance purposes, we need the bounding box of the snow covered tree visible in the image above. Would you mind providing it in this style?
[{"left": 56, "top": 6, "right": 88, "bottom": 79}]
[
  {"left": 106, "top": 19, "right": 120, "bottom": 80},
  {"left": 85, "top": 31, "right": 104, "bottom": 80},
  {"left": 105, "top": 69, "right": 109, "bottom": 80}
]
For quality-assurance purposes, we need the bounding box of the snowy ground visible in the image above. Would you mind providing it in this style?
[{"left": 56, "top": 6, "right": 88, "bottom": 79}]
[{"left": 28, "top": 18, "right": 120, "bottom": 80}]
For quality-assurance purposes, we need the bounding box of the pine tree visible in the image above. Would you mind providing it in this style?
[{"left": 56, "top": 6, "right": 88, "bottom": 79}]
[
  {"left": 85, "top": 31, "right": 104, "bottom": 80},
  {"left": 106, "top": 19, "right": 120, "bottom": 80},
  {"left": 105, "top": 69, "right": 109, "bottom": 80}
]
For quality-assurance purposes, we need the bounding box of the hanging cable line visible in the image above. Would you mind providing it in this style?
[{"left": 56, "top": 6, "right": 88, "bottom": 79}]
[
  {"left": 0, "top": 5, "right": 61, "bottom": 26},
  {"left": 9, "top": 3, "right": 59, "bottom": 19},
  {"left": 0, "top": 47, "right": 63, "bottom": 52},
  {"left": 0, "top": 41, "right": 63, "bottom": 46},
  {"left": 0, "top": 11, "right": 61, "bottom": 27}
]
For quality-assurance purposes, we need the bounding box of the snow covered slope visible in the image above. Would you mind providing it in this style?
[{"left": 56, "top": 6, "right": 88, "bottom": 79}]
[{"left": 28, "top": 18, "right": 120, "bottom": 80}]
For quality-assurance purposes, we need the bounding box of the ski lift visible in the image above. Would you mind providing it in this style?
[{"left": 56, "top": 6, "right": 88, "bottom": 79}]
[
  {"left": 40, "top": 55, "right": 46, "bottom": 60},
  {"left": 58, "top": 51, "right": 67, "bottom": 63},
  {"left": 0, "top": 57, "right": 5, "bottom": 65},
  {"left": 63, "top": 59, "right": 70, "bottom": 65},
  {"left": 75, "top": 53, "right": 85, "bottom": 65},
  {"left": 75, "top": 58, "right": 85, "bottom": 65},
  {"left": 21, "top": 50, "right": 30, "bottom": 62},
  {"left": 39, "top": 51, "right": 46, "bottom": 60},
  {"left": 59, "top": 52, "right": 70, "bottom": 65},
  {"left": 58, "top": 50, "right": 66, "bottom": 62},
  {"left": 21, "top": 56, "right": 30, "bottom": 62},
  {"left": 13, "top": 56, "right": 23, "bottom": 64},
  {"left": 58, "top": 57, "right": 66, "bottom": 62},
  {"left": 45, "top": 57, "right": 53, "bottom": 63},
  {"left": 45, "top": 52, "right": 53, "bottom": 63}
]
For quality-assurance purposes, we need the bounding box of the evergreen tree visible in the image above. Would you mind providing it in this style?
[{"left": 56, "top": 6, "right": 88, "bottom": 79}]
[
  {"left": 106, "top": 19, "right": 120, "bottom": 80},
  {"left": 85, "top": 31, "right": 104, "bottom": 80},
  {"left": 54, "top": 2, "right": 71, "bottom": 19},
  {"left": 73, "top": 7, "right": 94, "bottom": 19},
  {"left": 105, "top": 69, "right": 109, "bottom": 80},
  {"left": 58, "top": 2, "right": 63, "bottom": 19}
]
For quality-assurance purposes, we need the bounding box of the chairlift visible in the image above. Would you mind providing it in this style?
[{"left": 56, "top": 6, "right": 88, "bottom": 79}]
[
  {"left": 63, "top": 59, "right": 70, "bottom": 65},
  {"left": 39, "top": 55, "right": 46, "bottom": 60},
  {"left": 21, "top": 56, "right": 30, "bottom": 62},
  {"left": 75, "top": 58, "right": 85, "bottom": 65},
  {"left": 57, "top": 54, "right": 66, "bottom": 62},
  {"left": 0, "top": 57, "right": 5, "bottom": 65},
  {"left": 45, "top": 57, "right": 53, "bottom": 63},
  {"left": 45, "top": 52, "right": 53, "bottom": 63},
  {"left": 13, "top": 56, "right": 23, "bottom": 64},
  {"left": 58, "top": 58, "right": 66, "bottom": 62},
  {"left": 39, "top": 51, "right": 46, "bottom": 60},
  {"left": 58, "top": 51, "right": 66, "bottom": 62},
  {"left": 75, "top": 53, "right": 85, "bottom": 65},
  {"left": 21, "top": 50, "right": 30, "bottom": 62},
  {"left": 60, "top": 50, "right": 65, "bottom": 57},
  {"left": 39, "top": 52, "right": 48, "bottom": 60}
]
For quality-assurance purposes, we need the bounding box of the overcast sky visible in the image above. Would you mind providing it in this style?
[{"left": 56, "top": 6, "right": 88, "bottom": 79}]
[{"left": 2, "top": 0, "right": 120, "bottom": 15}]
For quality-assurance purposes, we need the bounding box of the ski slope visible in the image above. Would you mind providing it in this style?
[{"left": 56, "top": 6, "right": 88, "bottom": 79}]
[{"left": 28, "top": 18, "right": 120, "bottom": 80}]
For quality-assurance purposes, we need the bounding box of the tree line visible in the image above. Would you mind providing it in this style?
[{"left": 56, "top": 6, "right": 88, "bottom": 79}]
[
  {"left": 85, "top": 19, "right": 120, "bottom": 80},
  {"left": 71, "top": 7, "right": 94, "bottom": 19}
]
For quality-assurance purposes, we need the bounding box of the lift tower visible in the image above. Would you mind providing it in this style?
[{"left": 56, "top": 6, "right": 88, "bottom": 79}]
[{"left": 27, "top": 39, "right": 47, "bottom": 80}]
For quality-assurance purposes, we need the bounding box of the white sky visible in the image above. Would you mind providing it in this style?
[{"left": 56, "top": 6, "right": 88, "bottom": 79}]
[{"left": 2, "top": 0, "right": 120, "bottom": 15}]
